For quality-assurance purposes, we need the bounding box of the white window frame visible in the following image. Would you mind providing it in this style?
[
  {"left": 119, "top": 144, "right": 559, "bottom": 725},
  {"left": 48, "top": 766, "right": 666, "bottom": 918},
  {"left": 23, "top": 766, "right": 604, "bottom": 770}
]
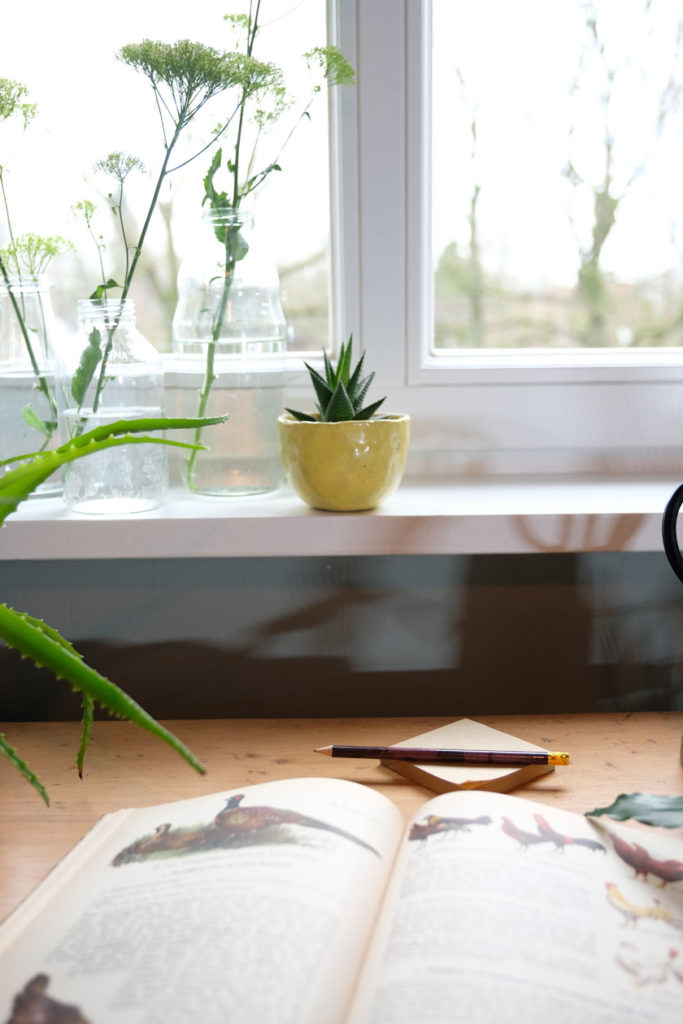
[{"left": 324, "top": 0, "right": 683, "bottom": 476}]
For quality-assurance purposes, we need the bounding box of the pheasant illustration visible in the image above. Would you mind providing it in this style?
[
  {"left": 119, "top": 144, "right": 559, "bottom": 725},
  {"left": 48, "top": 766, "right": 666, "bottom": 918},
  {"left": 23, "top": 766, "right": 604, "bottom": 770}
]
[
  {"left": 113, "top": 793, "right": 381, "bottom": 865},
  {"left": 605, "top": 831, "right": 683, "bottom": 886},
  {"left": 501, "top": 815, "right": 550, "bottom": 850},
  {"left": 408, "top": 813, "right": 492, "bottom": 842},
  {"left": 605, "top": 882, "right": 678, "bottom": 929},
  {"left": 211, "top": 794, "right": 381, "bottom": 856},
  {"left": 533, "top": 814, "right": 605, "bottom": 854},
  {"left": 112, "top": 820, "right": 211, "bottom": 865}
]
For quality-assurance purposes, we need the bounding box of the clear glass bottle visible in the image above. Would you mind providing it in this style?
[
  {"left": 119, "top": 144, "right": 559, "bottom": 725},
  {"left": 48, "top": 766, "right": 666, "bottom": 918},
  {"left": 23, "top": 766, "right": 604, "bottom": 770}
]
[
  {"left": 170, "top": 207, "right": 288, "bottom": 496},
  {"left": 56, "top": 298, "right": 167, "bottom": 514},
  {"left": 0, "top": 274, "right": 61, "bottom": 496}
]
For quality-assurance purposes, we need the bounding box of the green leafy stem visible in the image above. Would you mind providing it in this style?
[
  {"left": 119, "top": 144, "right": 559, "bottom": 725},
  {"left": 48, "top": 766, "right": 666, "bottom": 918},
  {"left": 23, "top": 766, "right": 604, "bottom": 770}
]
[{"left": 0, "top": 414, "right": 226, "bottom": 804}]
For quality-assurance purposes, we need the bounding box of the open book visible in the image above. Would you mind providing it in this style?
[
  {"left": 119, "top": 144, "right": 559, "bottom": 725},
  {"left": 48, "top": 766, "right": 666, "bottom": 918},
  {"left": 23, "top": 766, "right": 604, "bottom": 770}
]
[{"left": 1, "top": 777, "right": 682, "bottom": 1023}]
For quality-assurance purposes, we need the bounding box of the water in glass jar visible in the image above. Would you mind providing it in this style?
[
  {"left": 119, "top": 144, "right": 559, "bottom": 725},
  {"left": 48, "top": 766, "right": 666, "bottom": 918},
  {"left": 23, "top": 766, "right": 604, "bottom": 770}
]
[
  {"left": 61, "top": 405, "right": 167, "bottom": 515},
  {"left": 0, "top": 372, "right": 61, "bottom": 497}
]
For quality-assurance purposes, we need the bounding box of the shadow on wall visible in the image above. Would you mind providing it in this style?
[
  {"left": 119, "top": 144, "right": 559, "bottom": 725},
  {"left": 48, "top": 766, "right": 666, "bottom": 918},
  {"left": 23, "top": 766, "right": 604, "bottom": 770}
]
[{"left": 3, "top": 549, "right": 683, "bottom": 719}]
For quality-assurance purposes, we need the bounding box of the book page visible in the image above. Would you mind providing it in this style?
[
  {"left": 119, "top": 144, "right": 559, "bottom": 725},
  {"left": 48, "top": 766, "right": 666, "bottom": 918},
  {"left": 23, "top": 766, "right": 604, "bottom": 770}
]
[
  {"left": 347, "top": 789, "right": 683, "bottom": 1024},
  {"left": 0, "top": 777, "right": 403, "bottom": 1024}
]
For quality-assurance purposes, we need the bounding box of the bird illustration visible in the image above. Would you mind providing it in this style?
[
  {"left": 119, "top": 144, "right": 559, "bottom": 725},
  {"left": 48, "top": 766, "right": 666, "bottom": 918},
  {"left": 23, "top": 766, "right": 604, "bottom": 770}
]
[
  {"left": 500, "top": 816, "right": 549, "bottom": 850},
  {"left": 605, "top": 831, "right": 683, "bottom": 886},
  {"left": 112, "top": 821, "right": 210, "bottom": 865},
  {"left": 5, "top": 973, "right": 91, "bottom": 1024},
  {"left": 533, "top": 814, "right": 606, "bottom": 854},
  {"left": 616, "top": 941, "right": 679, "bottom": 986},
  {"left": 605, "top": 831, "right": 653, "bottom": 881},
  {"left": 605, "top": 882, "right": 678, "bottom": 929},
  {"left": 408, "top": 814, "right": 492, "bottom": 842},
  {"left": 112, "top": 793, "right": 381, "bottom": 865},
  {"left": 211, "top": 797, "right": 381, "bottom": 856}
]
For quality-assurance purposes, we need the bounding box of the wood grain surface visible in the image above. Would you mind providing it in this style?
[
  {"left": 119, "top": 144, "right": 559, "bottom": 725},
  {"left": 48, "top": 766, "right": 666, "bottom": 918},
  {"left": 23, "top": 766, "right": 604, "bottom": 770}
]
[{"left": 2, "top": 712, "right": 682, "bottom": 922}]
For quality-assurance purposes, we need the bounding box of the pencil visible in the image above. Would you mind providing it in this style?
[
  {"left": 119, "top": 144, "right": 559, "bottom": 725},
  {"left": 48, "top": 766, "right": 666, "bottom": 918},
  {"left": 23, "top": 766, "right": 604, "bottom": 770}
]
[{"left": 314, "top": 745, "right": 570, "bottom": 766}]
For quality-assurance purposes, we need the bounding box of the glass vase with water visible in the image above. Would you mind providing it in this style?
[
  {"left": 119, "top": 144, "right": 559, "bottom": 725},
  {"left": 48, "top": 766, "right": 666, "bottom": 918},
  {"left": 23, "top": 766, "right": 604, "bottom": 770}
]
[
  {"left": 0, "top": 274, "right": 61, "bottom": 496},
  {"left": 56, "top": 298, "right": 167, "bottom": 514},
  {"left": 170, "top": 206, "right": 288, "bottom": 496}
]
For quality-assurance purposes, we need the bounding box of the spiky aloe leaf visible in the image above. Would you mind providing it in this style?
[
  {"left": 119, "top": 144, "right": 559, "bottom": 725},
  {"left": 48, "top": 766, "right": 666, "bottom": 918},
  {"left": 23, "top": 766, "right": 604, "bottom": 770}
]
[
  {"left": 77, "top": 694, "right": 95, "bottom": 779},
  {"left": 354, "top": 397, "right": 386, "bottom": 420},
  {"left": 0, "top": 731, "right": 49, "bottom": 806},
  {"left": 284, "top": 408, "right": 317, "bottom": 422},
  {"left": 346, "top": 351, "right": 366, "bottom": 397},
  {"left": 0, "top": 604, "right": 206, "bottom": 801},
  {"left": 324, "top": 379, "right": 355, "bottom": 421},
  {"left": 323, "top": 348, "right": 336, "bottom": 389},
  {"left": 304, "top": 361, "right": 334, "bottom": 416},
  {"left": 0, "top": 415, "right": 227, "bottom": 527},
  {"left": 352, "top": 370, "right": 375, "bottom": 411},
  {"left": 0, "top": 412, "right": 226, "bottom": 802},
  {"left": 337, "top": 335, "right": 353, "bottom": 387},
  {"left": 299, "top": 335, "right": 386, "bottom": 423}
]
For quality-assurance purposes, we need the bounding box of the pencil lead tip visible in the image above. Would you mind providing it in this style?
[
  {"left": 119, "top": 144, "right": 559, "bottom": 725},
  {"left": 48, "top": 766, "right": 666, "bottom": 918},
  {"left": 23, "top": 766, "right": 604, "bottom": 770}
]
[{"left": 314, "top": 746, "right": 333, "bottom": 755}]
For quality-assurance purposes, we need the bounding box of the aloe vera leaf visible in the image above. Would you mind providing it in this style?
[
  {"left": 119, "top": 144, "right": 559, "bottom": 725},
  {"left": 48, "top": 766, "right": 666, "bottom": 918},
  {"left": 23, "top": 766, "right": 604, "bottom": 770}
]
[
  {"left": 77, "top": 694, "right": 95, "bottom": 779},
  {"left": 284, "top": 408, "right": 317, "bottom": 422},
  {"left": 0, "top": 415, "right": 227, "bottom": 526},
  {"left": 354, "top": 397, "right": 386, "bottom": 420},
  {"left": 586, "top": 792, "right": 683, "bottom": 828},
  {"left": 353, "top": 370, "right": 375, "bottom": 411},
  {"left": 323, "top": 348, "right": 336, "bottom": 388},
  {"left": 0, "top": 730, "right": 49, "bottom": 806},
  {"left": 346, "top": 351, "right": 366, "bottom": 398},
  {"left": 338, "top": 335, "right": 354, "bottom": 387},
  {"left": 0, "top": 604, "right": 206, "bottom": 778},
  {"left": 324, "top": 379, "right": 355, "bottom": 421},
  {"left": 304, "top": 362, "right": 334, "bottom": 415}
]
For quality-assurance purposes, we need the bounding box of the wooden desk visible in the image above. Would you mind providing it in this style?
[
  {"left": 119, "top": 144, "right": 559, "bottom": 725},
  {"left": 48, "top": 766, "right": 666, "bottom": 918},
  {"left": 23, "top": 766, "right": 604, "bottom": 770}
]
[{"left": 2, "top": 712, "right": 682, "bottom": 923}]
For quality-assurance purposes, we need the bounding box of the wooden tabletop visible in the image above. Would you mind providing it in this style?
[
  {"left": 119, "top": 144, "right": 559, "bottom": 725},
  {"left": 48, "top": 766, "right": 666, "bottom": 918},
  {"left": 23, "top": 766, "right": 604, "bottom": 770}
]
[{"left": 2, "top": 712, "right": 682, "bottom": 923}]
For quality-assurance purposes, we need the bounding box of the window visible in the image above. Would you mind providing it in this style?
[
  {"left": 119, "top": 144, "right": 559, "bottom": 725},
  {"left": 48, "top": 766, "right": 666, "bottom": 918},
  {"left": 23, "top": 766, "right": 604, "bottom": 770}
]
[
  {"left": 0, "top": 0, "right": 331, "bottom": 353},
  {"left": 332, "top": 0, "right": 683, "bottom": 475}
]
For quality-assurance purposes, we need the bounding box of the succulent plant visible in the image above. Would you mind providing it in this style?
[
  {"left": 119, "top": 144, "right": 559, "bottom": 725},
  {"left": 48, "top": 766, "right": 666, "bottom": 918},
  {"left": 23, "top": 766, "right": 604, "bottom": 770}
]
[{"left": 286, "top": 335, "right": 386, "bottom": 422}]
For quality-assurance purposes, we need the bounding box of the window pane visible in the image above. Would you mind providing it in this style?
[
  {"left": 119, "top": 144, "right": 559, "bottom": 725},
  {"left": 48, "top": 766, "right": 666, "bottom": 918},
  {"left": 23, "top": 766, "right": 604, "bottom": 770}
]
[
  {"left": 0, "top": 0, "right": 331, "bottom": 352},
  {"left": 431, "top": 0, "right": 683, "bottom": 353}
]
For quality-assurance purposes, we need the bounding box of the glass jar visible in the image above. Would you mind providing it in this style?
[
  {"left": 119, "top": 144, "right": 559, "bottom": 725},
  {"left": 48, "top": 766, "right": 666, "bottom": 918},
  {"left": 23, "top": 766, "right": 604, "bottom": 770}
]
[
  {"left": 170, "top": 207, "right": 288, "bottom": 496},
  {"left": 0, "top": 274, "right": 61, "bottom": 496},
  {"left": 56, "top": 298, "right": 167, "bottom": 514}
]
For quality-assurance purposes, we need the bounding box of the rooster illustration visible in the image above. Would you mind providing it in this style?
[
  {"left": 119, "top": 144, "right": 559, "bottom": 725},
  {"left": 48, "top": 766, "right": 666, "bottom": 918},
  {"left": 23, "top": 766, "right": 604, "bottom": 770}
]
[
  {"left": 533, "top": 814, "right": 606, "bottom": 854},
  {"left": 210, "top": 795, "right": 381, "bottom": 855},
  {"left": 408, "top": 814, "right": 492, "bottom": 842},
  {"left": 605, "top": 831, "right": 683, "bottom": 886},
  {"left": 605, "top": 882, "right": 678, "bottom": 929},
  {"left": 501, "top": 815, "right": 549, "bottom": 850}
]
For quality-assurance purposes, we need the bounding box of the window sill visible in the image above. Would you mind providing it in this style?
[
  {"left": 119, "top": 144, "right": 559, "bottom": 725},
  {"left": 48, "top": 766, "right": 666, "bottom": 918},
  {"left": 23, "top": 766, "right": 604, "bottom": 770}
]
[{"left": 1, "top": 476, "right": 676, "bottom": 559}]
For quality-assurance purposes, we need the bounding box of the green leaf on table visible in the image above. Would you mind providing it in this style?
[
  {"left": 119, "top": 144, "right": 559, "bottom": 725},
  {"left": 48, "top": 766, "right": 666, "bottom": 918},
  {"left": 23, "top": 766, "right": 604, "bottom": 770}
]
[{"left": 586, "top": 792, "right": 683, "bottom": 828}]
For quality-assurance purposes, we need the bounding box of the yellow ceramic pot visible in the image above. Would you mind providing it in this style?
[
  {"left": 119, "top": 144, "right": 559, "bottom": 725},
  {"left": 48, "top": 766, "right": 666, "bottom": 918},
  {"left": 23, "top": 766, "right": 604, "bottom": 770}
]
[{"left": 277, "top": 413, "right": 410, "bottom": 511}]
